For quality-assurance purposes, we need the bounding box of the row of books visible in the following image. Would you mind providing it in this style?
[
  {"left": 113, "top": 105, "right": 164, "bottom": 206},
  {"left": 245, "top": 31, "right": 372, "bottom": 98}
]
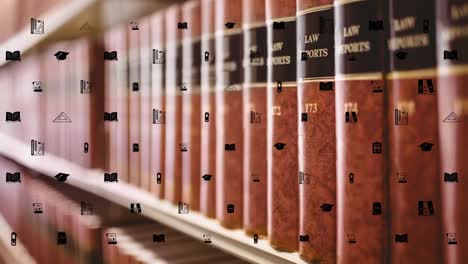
[{"left": 0, "top": 0, "right": 466, "bottom": 263}]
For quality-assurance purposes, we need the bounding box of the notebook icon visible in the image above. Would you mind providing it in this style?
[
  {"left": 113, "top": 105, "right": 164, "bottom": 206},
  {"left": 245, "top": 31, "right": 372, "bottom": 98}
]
[
  {"left": 31, "top": 140, "right": 45, "bottom": 156},
  {"left": 31, "top": 18, "right": 44, "bottom": 34}
]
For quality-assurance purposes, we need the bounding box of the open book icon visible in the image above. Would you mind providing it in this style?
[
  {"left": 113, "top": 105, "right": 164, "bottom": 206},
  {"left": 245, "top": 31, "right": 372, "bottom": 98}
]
[
  {"left": 6, "top": 51, "right": 20, "bottom": 61},
  {"left": 104, "top": 51, "right": 118, "bottom": 60},
  {"left": 6, "top": 112, "right": 21, "bottom": 122},
  {"left": 104, "top": 112, "right": 118, "bottom": 121}
]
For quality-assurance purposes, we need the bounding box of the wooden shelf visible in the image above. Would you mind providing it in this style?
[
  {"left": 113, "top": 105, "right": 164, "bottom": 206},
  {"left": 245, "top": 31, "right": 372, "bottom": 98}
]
[{"left": 0, "top": 133, "right": 308, "bottom": 264}]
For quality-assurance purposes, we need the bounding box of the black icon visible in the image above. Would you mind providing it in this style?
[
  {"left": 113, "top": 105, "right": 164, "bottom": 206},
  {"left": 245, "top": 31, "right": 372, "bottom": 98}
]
[
  {"left": 447, "top": 233, "right": 457, "bottom": 245},
  {"left": 153, "top": 49, "right": 165, "bottom": 64},
  {"left": 320, "top": 203, "right": 334, "bottom": 212},
  {"left": 33, "top": 203, "right": 43, "bottom": 214},
  {"left": 104, "top": 112, "right": 118, "bottom": 121},
  {"left": 106, "top": 233, "right": 117, "bottom": 244},
  {"left": 417, "top": 79, "right": 435, "bottom": 94},
  {"left": 53, "top": 112, "right": 71, "bottom": 123},
  {"left": 225, "top": 22, "right": 235, "bottom": 29},
  {"left": 372, "top": 202, "right": 382, "bottom": 215},
  {"left": 443, "top": 112, "right": 460, "bottom": 123},
  {"left": 418, "top": 200, "right": 434, "bottom": 216},
  {"left": 80, "top": 22, "right": 92, "bottom": 31},
  {"left": 31, "top": 18, "right": 44, "bottom": 34},
  {"left": 132, "top": 143, "right": 139, "bottom": 152},
  {"left": 444, "top": 172, "right": 458, "bottom": 183},
  {"left": 132, "top": 82, "right": 139, "bottom": 91},
  {"left": 273, "top": 21, "right": 285, "bottom": 30},
  {"left": 156, "top": 172, "right": 162, "bottom": 184},
  {"left": 419, "top": 142, "right": 434, "bottom": 152},
  {"left": 6, "top": 51, "right": 21, "bottom": 61},
  {"left": 345, "top": 111, "right": 358, "bottom": 123},
  {"left": 11, "top": 232, "right": 17, "bottom": 246},
  {"left": 423, "top": 19, "right": 429, "bottom": 33},
  {"left": 371, "top": 81, "right": 383, "bottom": 93},
  {"left": 372, "top": 142, "right": 382, "bottom": 154},
  {"left": 252, "top": 174, "right": 260, "bottom": 182},
  {"left": 204, "top": 112, "right": 210, "bottom": 122},
  {"left": 54, "top": 51, "right": 69, "bottom": 60},
  {"left": 320, "top": 82, "right": 333, "bottom": 91},
  {"left": 153, "top": 234, "right": 165, "bottom": 243},
  {"left": 178, "top": 22, "right": 188, "bottom": 29},
  {"left": 349, "top": 173, "right": 354, "bottom": 183},
  {"left": 301, "top": 113, "right": 308, "bottom": 122},
  {"left": 31, "top": 140, "right": 45, "bottom": 156},
  {"left": 299, "top": 235, "right": 310, "bottom": 242},
  {"left": 131, "top": 21, "right": 139, "bottom": 30},
  {"left": 394, "top": 108, "right": 408, "bottom": 125},
  {"left": 444, "top": 50, "right": 457, "bottom": 60},
  {"left": 180, "top": 143, "right": 187, "bottom": 152},
  {"left": 347, "top": 233, "right": 356, "bottom": 243},
  {"left": 254, "top": 234, "right": 258, "bottom": 244},
  {"left": 6, "top": 172, "right": 21, "bottom": 183},
  {"left": 227, "top": 204, "right": 235, "bottom": 213},
  {"left": 368, "top": 20, "right": 383, "bottom": 31},
  {"left": 104, "top": 172, "right": 118, "bottom": 182},
  {"left": 299, "top": 171, "right": 310, "bottom": 184},
  {"left": 202, "top": 174, "right": 213, "bottom": 181},
  {"left": 301, "top": 51, "right": 307, "bottom": 61},
  {"left": 33, "top": 81, "right": 42, "bottom": 92},
  {"left": 80, "top": 201, "right": 92, "bottom": 215},
  {"left": 397, "top": 172, "right": 407, "bottom": 183},
  {"left": 395, "top": 51, "right": 407, "bottom": 60},
  {"left": 130, "top": 203, "right": 142, "bottom": 213},
  {"left": 80, "top": 80, "right": 92, "bottom": 94},
  {"left": 104, "top": 51, "right": 118, "bottom": 61},
  {"left": 84, "top": 142, "right": 89, "bottom": 153},
  {"left": 153, "top": 109, "right": 165, "bottom": 124},
  {"left": 203, "top": 233, "right": 212, "bottom": 243},
  {"left": 395, "top": 234, "right": 408, "bottom": 243},
  {"left": 55, "top": 173, "right": 69, "bottom": 182},
  {"left": 181, "top": 82, "right": 187, "bottom": 91},
  {"left": 225, "top": 144, "right": 236, "bottom": 151},
  {"left": 204, "top": 51, "right": 210, "bottom": 62},
  {"left": 57, "top": 232, "right": 67, "bottom": 245},
  {"left": 178, "top": 202, "right": 189, "bottom": 214},
  {"left": 250, "top": 111, "right": 261, "bottom": 124},
  {"left": 274, "top": 143, "right": 286, "bottom": 150},
  {"left": 277, "top": 81, "right": 282, "bottom": 92},
  {"left": 6, "top": 112, "right": 21, "bottom": 122}
]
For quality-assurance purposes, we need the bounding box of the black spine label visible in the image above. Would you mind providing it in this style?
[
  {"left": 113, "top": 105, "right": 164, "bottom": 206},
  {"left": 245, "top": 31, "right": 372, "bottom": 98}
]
[
  {"left": 439, "top": 0, "right": 468, "bottom": 64},
  {"left": 245, "top": 26, "right": 267, "bottom": 83},
  {"left": 192, "top": 40, "right": 201, "bottom": 86},
  {"left": 223, "top": 33, "right": 243, "bottom": 88},
  {"left": 270, "top": 20, "right": 297, "bottom": 82}
]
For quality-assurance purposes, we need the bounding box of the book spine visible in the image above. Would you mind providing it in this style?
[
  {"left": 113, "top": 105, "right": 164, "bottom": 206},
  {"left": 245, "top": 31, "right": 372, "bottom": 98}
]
[
  {"left": 128, "top": 25, "right": 141, "bottom": 187},
  {"left": 334, "top": 0, "right": 388, "bottom": 262},
  {"left": 181, "top": 0, "right": 202, "bottom": 211},
  {"left": 164, "top": 6, "right": 183, "bottom": 204},
  {"left": 242, "top": 0, "right": 268, "bottom": 236},
  {"left": 150, "top": 12, "right": 166, "bottom": 199},
  {"left": 266, "top": 0, "right": 298, "bottom": 252},
  {"left": 437, "top": 0, "right": 468, "bottom": 263},
  {"left": 297, "top": 0, "right": 335, "bottom": 262},
  {"left": 215, "top": 0, "right": 244, "bottom": 228},
  {"left": 387, "top": 0, "right": 440, "bottom": 263},
  {"left": 200, "top": 0, "right": 217, "bottom": 219}
]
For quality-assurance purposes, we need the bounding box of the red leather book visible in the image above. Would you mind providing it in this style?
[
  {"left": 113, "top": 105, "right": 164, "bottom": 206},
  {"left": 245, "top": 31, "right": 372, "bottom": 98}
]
[
  {"left": 181, "top": 0, "right": 202, "bottom": 211},
  {"left": 387, "top": 0, "right": 441, "bottom": 263},
  {"left": 164, "top": 5, "right": 183, "bottom": 204},
  {"left": 242, "top": 0, "right": 268, "bottom": 236},
  {"left": 139, "top": 17, "right": 152, "bottom": 192},
  {"left": 128, "top": 24, "right": 141, "bottom": 187},
  {"left": 150, "top": 12, "right": 166, "bottom": 199},
  {"left": 200, "top": 0, "right": 217, "bottom": 218},
  {"left": 266, "top": 0, "right": 298, "bottom": 252},
  {"left": 437, "top": 0, "right": 468, "bottom": 262},
  {"left": 297, "top": 0, "right": 335, "bottom": 262},
  {"left": 334, "top": 0, "right": 387, "bottom": 262},
  {"left": 215, "top": 0, "right": 244, "bottom": 229}
]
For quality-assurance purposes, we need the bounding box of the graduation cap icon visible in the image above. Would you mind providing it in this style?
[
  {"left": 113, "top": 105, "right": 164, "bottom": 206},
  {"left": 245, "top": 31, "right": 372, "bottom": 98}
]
[
  {"left": 225, "top": 22, "right": 235, "bottom": 29},
  {"left": 320, "top": 203, "right": 334, "bottom": 212},
  {"left": 54, "top": 51, "right": 69, "bottom": 60},
  {"left": 274, "top": 142, "right": 286, "bottom": 150},
  {"left": 419, "top": 142, "right": 434, "bottom": 152},
  {"left": 55, "top": 173, "right": 69, "bottom": 182},
  {"left": 202, "top": 174, "right": 213, "bottom": 181}
]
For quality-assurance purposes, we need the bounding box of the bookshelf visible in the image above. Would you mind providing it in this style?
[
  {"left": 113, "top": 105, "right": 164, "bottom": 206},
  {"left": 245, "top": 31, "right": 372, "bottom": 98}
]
[
  {"left": 0, "top": 213, "right": 36, "bottom": 264},
  {"left": 0, "top": 132, "right": 308, "bottom": 264}
]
